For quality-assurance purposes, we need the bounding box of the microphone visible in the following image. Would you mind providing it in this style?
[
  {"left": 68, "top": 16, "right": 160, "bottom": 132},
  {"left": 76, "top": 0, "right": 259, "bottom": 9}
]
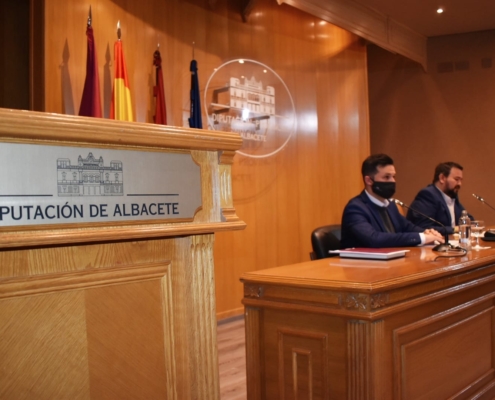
[
  {"left": 472, "top": 194, "right": 495, "bottom": 239},
  {"left": 472, "top": 193, "right": 495, "bottom": 212},
  {"left": 393, "top": 199, "right": 452, "bottom": 252}
]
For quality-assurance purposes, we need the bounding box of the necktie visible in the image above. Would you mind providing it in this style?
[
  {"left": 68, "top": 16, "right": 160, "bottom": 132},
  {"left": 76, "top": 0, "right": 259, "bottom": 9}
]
[{"left": 376, "top": 205, "right": 395, "bottom": 233}]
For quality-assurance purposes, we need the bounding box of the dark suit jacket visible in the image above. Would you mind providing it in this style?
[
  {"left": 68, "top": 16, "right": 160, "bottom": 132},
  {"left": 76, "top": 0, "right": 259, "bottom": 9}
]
[
  {"left": 341, "top": 191, "right": 423, "bottom": 248},
  {"left": 407, "top": 184, "right": 471, "bottom": 235}
]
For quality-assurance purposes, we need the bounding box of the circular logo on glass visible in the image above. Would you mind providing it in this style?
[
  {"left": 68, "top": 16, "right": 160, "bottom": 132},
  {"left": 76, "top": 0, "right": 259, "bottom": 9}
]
[{"left": 204, "top": 59, "right": 296, "bottom": 158}]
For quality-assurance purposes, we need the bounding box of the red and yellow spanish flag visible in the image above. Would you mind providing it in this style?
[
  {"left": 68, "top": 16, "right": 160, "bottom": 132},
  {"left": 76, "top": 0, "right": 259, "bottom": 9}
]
[
  {"left": 110, "top": 39, "right": 133, "bottom": 121},
  {"left": 79, "top": 25, "right": 102, "bottom": 117}
]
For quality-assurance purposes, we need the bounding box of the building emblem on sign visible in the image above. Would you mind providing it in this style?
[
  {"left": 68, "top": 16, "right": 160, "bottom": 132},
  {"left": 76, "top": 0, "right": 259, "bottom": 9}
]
[
  {"left": 210, "top": 76, "right": 275, "bottom": 144},
  {"left": 204, "top": 59, "right": 296, "bottom": 159},
  {"left": 57, "top": 152, "right": 124, "bottom": 196}
]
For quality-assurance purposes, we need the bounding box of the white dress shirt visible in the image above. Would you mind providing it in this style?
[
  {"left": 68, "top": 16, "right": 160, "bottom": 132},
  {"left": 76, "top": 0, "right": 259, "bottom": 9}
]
[{"left": 435, "top": 186, "right": 456, "bottom": 227}]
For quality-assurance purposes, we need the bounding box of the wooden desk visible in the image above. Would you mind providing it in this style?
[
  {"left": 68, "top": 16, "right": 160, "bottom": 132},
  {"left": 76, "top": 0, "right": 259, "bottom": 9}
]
[{"left": 241, "top": 246, "right": 495, "bottom": 399}]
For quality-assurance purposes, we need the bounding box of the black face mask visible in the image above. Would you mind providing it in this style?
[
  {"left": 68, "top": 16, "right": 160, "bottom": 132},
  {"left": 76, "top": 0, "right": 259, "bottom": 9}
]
[{"left": 371, "top": 180, "right": 396, "bottom": 199}]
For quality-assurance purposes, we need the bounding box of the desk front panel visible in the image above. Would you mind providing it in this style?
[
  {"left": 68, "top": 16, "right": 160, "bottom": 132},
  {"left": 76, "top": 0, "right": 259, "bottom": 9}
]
[{"left": 242, "top": 247, "right": 495, "bottom": 399}]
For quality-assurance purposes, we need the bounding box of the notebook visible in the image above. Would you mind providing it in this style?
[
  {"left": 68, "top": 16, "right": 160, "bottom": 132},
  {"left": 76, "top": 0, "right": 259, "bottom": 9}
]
[{"left": 329, "top": 248, "right": 409, "bottom": 260}]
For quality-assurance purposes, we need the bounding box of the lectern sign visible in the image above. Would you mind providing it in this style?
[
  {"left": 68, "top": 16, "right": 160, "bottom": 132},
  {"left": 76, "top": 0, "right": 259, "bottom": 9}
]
[{"left": 0, "top": 143, "right": 202, "bottom": 227}]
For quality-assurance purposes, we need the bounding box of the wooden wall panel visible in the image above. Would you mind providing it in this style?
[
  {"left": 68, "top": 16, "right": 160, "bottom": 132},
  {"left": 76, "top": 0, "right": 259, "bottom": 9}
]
[
  {"left": 42, "top": 0, "right": 370, "bottom": 319},
  {"left": 368, "top": 31, "right": 495, "bottom": 229},
  {"left": 0, "top": 1, "right": 30, "bottom": 110}
]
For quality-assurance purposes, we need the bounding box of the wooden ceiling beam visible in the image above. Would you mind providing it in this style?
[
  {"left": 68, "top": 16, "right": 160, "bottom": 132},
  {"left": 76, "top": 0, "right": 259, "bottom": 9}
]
[{"left": 276, "top": 0, "right": 427, "bottom": 70}]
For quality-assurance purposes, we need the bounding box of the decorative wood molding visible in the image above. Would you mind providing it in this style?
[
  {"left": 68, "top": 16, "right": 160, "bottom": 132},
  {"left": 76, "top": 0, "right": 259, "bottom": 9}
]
[
  {"left": 245, "top": 284, "right": 264, "bottom": 298},
  {"left": 0, "top": 262, "right": 169, "bottom": 299},
  {"left": 241, "top": 257, "right": 495, "bottom": 319},
  {"left": 347, "top": 319, "right": 385, "bottom": 398},
  {"left": 276, "top": 0, "right": 427, "bottom": 70},
  {"left": 189, "top": 234, "right": 220, "bottom": 399},
  {"left": 277, "top": 327, "right": 330, "bottom": 399},
  {"left": 160, "top": 270, "right": 178, "bottom": 400},
  {"left": 245, "top": 306, "right": 262, "bottom": 399},
  {"left": 0, "top": 220, "right": 246, "bottom": 249},
  {"left": 347, "top": 321, "right": 370, "bottom": 397},
  {"left": 371, "top": 293, "right": 388, "bottom": 309},
  {"left": 217, "top": 150, "right": 236, "bottom": 165},
  {"left": 345, "top": 293, "right": 369, "bottom": 311},
  {"left": 220, "top": 167, "right": 233, "bottom": 208},
  {"left": 0, "top": 108, "right": 242, "bottom": 152},
  {"left": 218, "top": 150, "right": 242, "bottom": 222}
]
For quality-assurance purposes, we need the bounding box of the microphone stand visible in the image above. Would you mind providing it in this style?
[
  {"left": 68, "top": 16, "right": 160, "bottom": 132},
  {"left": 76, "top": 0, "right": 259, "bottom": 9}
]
[
  {"left": 393, "top": 199, "right": 452, "bottom": 252},
  {"left": 472, "top": 194, "right": 495, "bottom": 238}
]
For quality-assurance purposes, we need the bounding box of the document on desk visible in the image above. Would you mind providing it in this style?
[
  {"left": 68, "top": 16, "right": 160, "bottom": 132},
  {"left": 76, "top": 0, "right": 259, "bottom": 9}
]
[{"left": 329, "top": 248, "right": 409, "bottom": 260}]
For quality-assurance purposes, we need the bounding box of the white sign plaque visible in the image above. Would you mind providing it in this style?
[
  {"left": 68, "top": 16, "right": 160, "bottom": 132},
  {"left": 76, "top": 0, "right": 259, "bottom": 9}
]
[{"left": 0, "top": 143, "right": 202, "bottom": 227}]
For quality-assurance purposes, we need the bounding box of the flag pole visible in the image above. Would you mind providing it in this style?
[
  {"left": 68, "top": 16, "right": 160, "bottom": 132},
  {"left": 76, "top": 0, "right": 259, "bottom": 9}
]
[
  {"left": 87, "top": 5, "right": 92, "bottom": 27},
  {"left": 117, "top": 20, "right": 121, "bottom": 40}
]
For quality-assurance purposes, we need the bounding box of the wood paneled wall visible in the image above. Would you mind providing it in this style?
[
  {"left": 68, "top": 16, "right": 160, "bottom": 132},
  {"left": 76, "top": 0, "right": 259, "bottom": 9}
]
[
  {"left": 43, "top": 0, "right": 370, "bottom": 319},
  {"left": 368, "top": 31, "right": 495, "bottom": 230},
  {"left": 0, "top": 1, "right": 30, "bottom": 110}
]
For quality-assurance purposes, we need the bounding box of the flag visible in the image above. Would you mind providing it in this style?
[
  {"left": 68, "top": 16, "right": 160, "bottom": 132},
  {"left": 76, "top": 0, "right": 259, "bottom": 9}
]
[
  {"left": 153, "top": 49, "right": 167, "bottom": 125},
  {"left": 188, "top": 59, "right": 202, "bottom": 129},
  {"left": 110, "top": 40, "right": 133, "bottom": 121},
  {"left": 79, "top": 25, "right": 102, "bottom": 117}
]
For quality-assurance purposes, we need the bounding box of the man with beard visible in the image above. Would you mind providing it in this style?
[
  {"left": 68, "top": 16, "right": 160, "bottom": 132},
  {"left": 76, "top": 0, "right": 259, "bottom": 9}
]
[
  {"left": 341, "top": 154, "right": 444, "bottom": 248},
  {"left": 407, "top": 162, "right": 473, "bottom": 235}
]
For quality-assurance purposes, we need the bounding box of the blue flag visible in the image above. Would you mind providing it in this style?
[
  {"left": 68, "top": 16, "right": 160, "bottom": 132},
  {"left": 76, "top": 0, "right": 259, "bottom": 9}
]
[{"left": 188, "top": 59, "right": 202, "bottom": 129}]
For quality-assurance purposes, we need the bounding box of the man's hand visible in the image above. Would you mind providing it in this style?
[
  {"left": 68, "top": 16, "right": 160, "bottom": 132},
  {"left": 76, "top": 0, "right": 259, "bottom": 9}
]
[{"left": 424, "top": 228, "right": 444, "bottom": 244}]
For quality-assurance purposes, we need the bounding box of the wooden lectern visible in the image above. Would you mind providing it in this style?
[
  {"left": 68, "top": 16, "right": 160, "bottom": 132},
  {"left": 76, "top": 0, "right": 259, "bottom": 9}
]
[{"left": 0, "top": 108, "right": 245, "bottom": 400}]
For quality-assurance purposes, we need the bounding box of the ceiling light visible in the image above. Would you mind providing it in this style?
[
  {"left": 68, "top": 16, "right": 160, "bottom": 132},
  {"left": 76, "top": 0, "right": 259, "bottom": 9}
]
[{"left": 437, "top": 8, "right": 444, "bottom": 14}]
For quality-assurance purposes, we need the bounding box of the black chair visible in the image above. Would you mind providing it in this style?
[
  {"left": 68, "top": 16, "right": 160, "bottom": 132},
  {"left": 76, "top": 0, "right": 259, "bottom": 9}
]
[{"left": 310, "top": 224, "right": 342, "bottom": 260}]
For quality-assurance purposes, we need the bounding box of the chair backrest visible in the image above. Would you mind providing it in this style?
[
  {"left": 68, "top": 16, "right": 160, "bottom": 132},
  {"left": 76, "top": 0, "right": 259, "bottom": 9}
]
[
  {"left": 395, "top": 202, "right": 406, "bottom": 217},
  {"left": 310, "top": 224, "right": 342, "bottom": 260}
]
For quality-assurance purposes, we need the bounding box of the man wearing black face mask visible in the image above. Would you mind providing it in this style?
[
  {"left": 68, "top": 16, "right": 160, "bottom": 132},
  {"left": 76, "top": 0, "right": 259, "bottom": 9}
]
[
  {"left": 407, "top": 162, "right": 473, "bottom": 235},
  {"left": 341, "top": 154, "right": 444, "bottom": 248}
]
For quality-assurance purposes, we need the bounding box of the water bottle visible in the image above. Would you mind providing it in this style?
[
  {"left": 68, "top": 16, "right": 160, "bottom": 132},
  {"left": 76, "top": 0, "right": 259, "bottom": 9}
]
[{"left": 458, "top": 210, "right": 471, "bottom": 251}]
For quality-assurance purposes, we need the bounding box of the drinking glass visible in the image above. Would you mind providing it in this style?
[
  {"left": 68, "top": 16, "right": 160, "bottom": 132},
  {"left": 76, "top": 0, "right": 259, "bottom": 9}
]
[{"left": 471, "top": 220, "right": 485, "bottom": 250}]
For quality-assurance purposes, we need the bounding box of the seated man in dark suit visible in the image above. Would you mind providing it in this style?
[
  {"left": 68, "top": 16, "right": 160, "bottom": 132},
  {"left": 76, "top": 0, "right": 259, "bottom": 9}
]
[
  {"left": 341, "top": 154, "right": 443, "bottom": 248},
  {"left": 407, "top": 162, "right": 473, "bottom": 235}
]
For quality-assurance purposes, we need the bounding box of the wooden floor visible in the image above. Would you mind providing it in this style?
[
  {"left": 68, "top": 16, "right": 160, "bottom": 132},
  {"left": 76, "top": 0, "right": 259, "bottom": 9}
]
[{"left": 218, "top": 316, "right": 247, "bottom": 400}]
